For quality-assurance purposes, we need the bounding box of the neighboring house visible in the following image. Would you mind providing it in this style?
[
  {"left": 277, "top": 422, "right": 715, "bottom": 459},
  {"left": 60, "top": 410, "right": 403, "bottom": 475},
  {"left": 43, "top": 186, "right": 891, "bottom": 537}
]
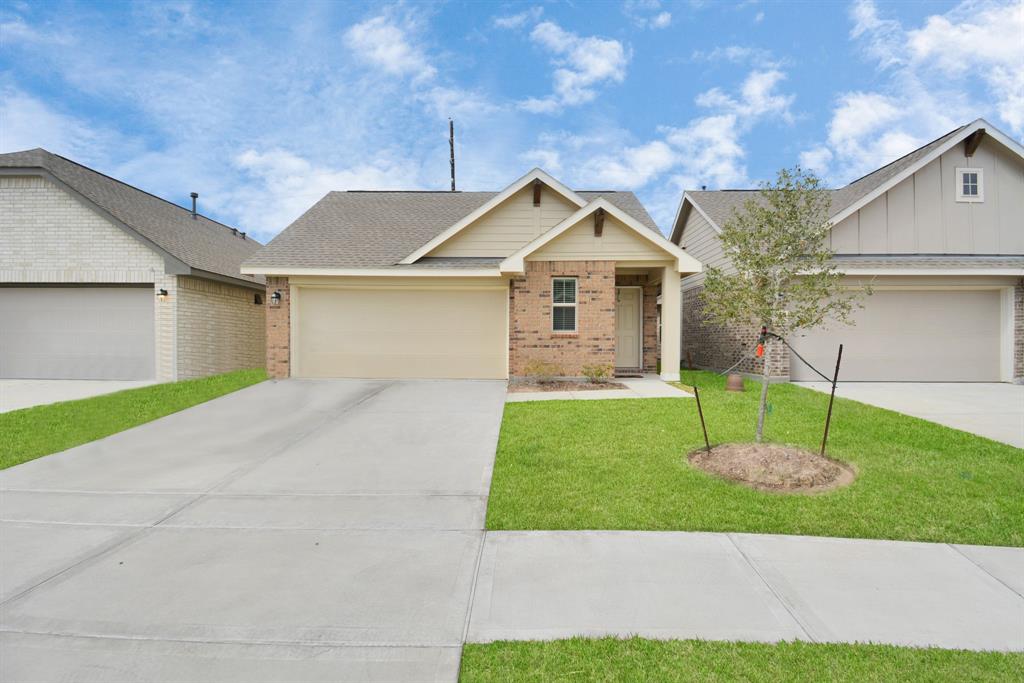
[
  {"left": 242, "top": 169, "right": 701, "bottom": 381},
  {"left": 670, "top": 118, "right": 1024, "bottom": 383},
  {"left": 0, "top": 149, "right": 266, "bottom": 382}
]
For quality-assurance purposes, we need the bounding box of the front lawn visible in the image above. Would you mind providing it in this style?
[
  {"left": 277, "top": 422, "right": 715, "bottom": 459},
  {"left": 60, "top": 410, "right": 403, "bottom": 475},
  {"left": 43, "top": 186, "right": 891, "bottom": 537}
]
[
  {"left": 460, "top": 638, "right": 1024, "bottom": 682},
  {"left": 0, "top": 368, "right": 267, "bottom": 470},
  {"left": 486, "top": 371, "right": 1023, "bottom": 546}
]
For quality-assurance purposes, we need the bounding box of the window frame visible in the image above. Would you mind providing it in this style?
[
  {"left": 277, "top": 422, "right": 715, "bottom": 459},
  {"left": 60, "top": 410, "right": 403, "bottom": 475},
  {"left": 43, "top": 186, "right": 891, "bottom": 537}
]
[
  {"left": 551, "top": 276, "right": 578, "bottom": 333},
  {"left": 955, "top": 167, "right": 984, "bottom": 203}
]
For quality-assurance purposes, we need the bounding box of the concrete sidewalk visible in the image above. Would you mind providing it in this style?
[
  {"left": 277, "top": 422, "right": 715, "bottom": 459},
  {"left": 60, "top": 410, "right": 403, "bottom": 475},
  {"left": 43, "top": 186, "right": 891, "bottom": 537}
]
[
  {"left": 507, "top": 375, "right": 691, "bottom": 402},
  {"left": 467, "top": 531, "right": 1024, "bottom": 652}
]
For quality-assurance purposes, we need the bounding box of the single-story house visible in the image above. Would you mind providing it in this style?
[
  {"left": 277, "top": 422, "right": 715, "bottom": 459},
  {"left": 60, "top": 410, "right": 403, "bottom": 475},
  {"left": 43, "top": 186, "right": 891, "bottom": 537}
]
[
  {"left": 242, "top": 169, "right": 701, "bottom": 380},
  {"left": 670, "top": 118, "right": 1024, "bottom": 383},
  {"left": 0, "top": 149, "right": 266, "bottom": 382}
]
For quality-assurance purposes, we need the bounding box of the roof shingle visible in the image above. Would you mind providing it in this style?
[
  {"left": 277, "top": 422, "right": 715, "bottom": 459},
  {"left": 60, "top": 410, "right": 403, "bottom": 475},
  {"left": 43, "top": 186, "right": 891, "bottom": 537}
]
[{"left": 243, "top": 189, "right": 661, "bottom": 270}]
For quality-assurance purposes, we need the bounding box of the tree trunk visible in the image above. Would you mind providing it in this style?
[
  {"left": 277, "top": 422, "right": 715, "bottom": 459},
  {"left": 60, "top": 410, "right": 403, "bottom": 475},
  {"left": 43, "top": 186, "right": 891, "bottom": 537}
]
[{"left": 755, "top": 370, "right": 770, "bottom": 443}]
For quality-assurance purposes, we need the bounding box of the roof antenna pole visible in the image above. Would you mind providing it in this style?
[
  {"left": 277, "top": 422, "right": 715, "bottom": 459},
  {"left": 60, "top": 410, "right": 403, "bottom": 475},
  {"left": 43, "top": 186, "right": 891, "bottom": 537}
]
[{"left": 449, "top": 118, "right": 456, "bottom": 192}]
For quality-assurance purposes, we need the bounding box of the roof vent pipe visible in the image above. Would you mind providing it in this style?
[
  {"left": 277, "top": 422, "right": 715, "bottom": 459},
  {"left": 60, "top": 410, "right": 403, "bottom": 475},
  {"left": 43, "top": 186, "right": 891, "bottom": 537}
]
[{"left": 190, "top": 192, "right": 198, "bottom": 219}]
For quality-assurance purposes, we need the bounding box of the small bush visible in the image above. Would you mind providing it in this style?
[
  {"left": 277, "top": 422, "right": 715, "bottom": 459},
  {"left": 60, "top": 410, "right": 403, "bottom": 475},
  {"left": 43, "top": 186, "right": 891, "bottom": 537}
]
[
  {"left": 522, "top": 359, "right": 563, "bottom": 384},
  {"left": 581, "top": 364, "right": 613, "bottom": 384}
]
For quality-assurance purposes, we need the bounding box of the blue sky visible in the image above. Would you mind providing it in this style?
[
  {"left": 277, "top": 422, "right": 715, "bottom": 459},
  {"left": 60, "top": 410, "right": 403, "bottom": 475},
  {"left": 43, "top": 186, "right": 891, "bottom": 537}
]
[{"left": 2, "top": 0, "right": 1021, "bottom": 241}]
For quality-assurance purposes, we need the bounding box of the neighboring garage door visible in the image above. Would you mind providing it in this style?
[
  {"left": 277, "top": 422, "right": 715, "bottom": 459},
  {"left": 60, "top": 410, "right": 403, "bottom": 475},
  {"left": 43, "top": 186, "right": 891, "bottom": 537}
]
[
  {"left": 295, "top": 285, "right": 508, "bottom": 379},
  {"left": 789, "top": 289, "right": 1003, "bottom": 382},
  {"left": 0, "top": 286, "right": 155, "bottom": 380}
]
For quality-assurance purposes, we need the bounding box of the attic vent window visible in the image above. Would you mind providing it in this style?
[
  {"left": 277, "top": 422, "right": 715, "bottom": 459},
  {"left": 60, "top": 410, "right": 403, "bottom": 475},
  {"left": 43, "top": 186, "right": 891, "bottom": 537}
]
[{"left": 955, "top": 167, "right": 984, "bottom": 203}]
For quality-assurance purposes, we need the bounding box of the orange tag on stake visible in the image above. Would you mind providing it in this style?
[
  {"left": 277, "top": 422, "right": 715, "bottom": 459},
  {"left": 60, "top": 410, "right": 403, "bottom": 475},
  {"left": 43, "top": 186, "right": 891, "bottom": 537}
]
[{"left": 756, "top": 344, "right": 764, "bottom": 357}]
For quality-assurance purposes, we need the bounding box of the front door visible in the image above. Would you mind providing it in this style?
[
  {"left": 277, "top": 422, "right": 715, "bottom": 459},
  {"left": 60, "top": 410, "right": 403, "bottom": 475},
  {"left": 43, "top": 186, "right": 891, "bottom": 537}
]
[{"left": 615, "top": 287, "right": 642, "bottom": 369}]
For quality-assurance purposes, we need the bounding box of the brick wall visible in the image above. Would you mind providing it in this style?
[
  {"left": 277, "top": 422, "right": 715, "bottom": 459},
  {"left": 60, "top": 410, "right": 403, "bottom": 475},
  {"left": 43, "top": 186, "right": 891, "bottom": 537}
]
[
  {"left": 1015, "top": 281, "right": 1023, "bottom": 383},
  {"left": 509, "top": 261, "right": 616, "bottom": 377},
  {"left": 175, "top": 276, "right": 266, "bottom": 379},
  {"left": 0, "top": 175, "right": 165, "bottom": 282},
  {"left": 615, "top": 273, "right": 659, "bottom": 373},
  {"left": 265, "top": 277, "right": 291, "bottom": 378},
  {"left": 681, "top": 285, "right": 789, "bottom": 378}
]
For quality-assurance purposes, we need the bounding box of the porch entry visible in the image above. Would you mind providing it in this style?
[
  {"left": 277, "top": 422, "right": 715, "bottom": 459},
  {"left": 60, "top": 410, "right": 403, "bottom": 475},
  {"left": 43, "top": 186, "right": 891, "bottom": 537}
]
[{"left": 615, "top": 286, "right": 642, "bottom": 370}]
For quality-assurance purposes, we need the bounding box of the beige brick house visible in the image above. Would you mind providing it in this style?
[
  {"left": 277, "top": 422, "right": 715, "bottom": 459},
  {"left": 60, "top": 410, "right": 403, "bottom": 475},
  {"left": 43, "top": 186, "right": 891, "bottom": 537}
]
[
  {"left": 0, "top": 149, "right": 266, "bottom": 381},
  {"left": 243, "top": 169, "right": 701, "bottom": 381},
  {"left": 670, "top": 119, "right": 1024, "bottom": 383}
]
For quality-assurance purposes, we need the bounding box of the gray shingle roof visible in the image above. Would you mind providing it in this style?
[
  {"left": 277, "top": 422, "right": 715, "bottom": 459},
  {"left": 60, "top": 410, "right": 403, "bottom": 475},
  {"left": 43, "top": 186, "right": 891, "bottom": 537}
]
[
  {"left": 0, "top": 148, "right": 263, "bottom": 286},
  {"left": 683, "top": 124, "right": 972, "bottom": 234},
  {"left": 244, "top": 189, "right": 660, "bottom": 270}
]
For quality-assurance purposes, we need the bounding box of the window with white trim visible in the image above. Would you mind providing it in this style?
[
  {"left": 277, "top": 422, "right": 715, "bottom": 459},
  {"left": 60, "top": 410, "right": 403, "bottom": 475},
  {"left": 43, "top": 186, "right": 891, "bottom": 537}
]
[
  {"left": 552, "top": 277, "right": 577, "bottom": 332},
  {"left": 955, "top": 167, "right": 984, "bottom": 202}
]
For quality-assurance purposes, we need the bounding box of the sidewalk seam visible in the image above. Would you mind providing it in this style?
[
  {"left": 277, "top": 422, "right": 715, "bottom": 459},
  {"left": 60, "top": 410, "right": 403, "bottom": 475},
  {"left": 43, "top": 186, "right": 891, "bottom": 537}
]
[
  {"left": 726, "top": 533, "right": 817, "bottom": 643},
  {"left": 946, "top": 544, "right": 1024, "bottom": 600}
]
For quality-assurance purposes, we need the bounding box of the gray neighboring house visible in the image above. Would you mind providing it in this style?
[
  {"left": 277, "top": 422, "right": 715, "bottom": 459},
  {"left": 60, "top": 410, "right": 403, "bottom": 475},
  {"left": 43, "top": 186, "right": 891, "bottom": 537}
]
[
  {"left": 0, "top": 149, "right": 266, "bottom": 382},
  {"left": 670, "top": 118, "right": 1024, "bottom": 383}
]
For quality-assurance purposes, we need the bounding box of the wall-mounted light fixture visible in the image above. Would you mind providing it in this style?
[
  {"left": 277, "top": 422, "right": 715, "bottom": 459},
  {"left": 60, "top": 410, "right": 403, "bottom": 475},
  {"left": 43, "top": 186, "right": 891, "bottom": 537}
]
[
  {"left": 270, "top": 290, "right": 282, "bottom": 306},
  {"left": 157, "top": 288, "right": 168, "bottom": 301}
]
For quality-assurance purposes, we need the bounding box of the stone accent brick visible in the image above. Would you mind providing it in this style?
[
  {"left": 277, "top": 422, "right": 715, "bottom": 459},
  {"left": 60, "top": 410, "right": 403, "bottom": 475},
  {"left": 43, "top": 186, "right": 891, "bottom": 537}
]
[
  {"left": 1015, "top": 280, "right": 1023, "bottom": 382},
  {"left": 175, "top": 276, "right": 265, "bottom": 379},
  {"left": 681, "top": 285, "right": 789, "bottom": 378},
  {"left": 265, "top": 277, "right": 291, "bottom": 378},
  {"left": 615, "top": 273, "right": 659, "bottom": 373},
  {"left": 509, "top": 261, "right": 616, "bottom": 377}
]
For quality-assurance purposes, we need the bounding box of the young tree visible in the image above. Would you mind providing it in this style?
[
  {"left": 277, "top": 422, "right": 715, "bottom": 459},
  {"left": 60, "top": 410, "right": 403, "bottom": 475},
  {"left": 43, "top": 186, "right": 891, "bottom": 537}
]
[{"left": 701, "top": 167, "right": 865, "bottom": 442}]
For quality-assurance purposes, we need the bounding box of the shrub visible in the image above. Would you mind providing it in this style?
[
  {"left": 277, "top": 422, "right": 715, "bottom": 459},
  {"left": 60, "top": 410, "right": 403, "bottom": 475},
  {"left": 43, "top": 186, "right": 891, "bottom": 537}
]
[
  {"left": 522, "top": 359, "right": 563, "bottom": 384},
  {"left": 581, "top": 363, "right": 613, "bottom": 384}
]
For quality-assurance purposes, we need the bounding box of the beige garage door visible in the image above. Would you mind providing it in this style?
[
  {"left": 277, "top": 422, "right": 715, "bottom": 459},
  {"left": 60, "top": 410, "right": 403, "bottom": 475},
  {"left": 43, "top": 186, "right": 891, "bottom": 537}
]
[
  {"left": 789, "top": 289, "right": 1002, "bottom": 382},
  {"left": 295, "top": 285, "right": 508, "bottom": 379}
]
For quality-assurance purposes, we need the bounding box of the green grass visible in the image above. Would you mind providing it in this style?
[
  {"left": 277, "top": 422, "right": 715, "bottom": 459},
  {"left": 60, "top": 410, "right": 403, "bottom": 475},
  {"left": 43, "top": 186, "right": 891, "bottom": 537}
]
[
  {"left": 486, "top": 370, "right": 1023, "bottom": 546},
  {"left": 460, "top": 638, "right": 1024, "bottom": 682},
  {"left": 0, "top": 368, "right": 267, "bottom": 470}
]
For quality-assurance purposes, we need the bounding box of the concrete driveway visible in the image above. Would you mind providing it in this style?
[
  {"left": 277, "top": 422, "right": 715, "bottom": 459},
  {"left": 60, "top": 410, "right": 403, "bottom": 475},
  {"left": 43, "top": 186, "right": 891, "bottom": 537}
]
[
  {"left": 796, "top": 382, "right": 1024, "bottom": 448},
  {"left": 0, "top": 379, "right": 156, "bottom": 413},
  {"left": 0, "top": 378, "right": 506, "bottom": 682}
]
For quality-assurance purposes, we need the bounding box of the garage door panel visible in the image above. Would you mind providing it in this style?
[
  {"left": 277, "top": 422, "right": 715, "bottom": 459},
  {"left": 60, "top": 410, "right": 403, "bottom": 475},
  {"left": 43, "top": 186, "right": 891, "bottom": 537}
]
[
  {"left": 296, "top": 287, "right": 507, "bottom": 379},
  {"left": 0, "top": 287, "right": 155, "bottom": 380},
  {"left": 789, "top": 290, "right": 1002, "bottom": 382}
]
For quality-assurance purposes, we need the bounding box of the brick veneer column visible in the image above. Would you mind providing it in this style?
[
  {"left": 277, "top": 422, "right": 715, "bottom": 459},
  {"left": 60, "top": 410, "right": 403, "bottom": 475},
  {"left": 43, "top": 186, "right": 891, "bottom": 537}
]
[
  {"left": 509, "top": 261, "right": 616, "bottom": 377},
  {"left": 265, "top": 277, "right": 290, "bottom": 379}
]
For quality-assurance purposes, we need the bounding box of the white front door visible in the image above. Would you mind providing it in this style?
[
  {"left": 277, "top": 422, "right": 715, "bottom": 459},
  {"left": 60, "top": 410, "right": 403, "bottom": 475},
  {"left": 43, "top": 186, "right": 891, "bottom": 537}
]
[{"left": 615, "top": 287, "right": 642, "bottom": 369}]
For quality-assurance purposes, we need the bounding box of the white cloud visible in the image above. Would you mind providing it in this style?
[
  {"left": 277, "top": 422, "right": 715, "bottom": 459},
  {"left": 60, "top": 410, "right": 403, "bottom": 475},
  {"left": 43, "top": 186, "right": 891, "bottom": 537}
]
[
  {"left": 493, "top": 6, "right": 543, "bottom": 30},
  {"left": 520, "top": 21, "right": 631, "bottom": 113},
  {"left": 799, "top": 146, "right": 833, "bottom": 175},
  {"left": 0, "top": 88, "right": 123, "bottom": 163},
  {"left": 232, "top": 148, "right": 424, "bottom": 238},
  {"left": 806, "top": 0, "right": 1024, "bottom": 184},
  {"left": 691, "top": 45, "right": 782, "bottom": 68},
  {"left": 520, "top": 147, "right": 562, "bottom": 174},
  {"left": 343, "top": 15, "right": 437, "bottom": 82},
  {"left": 623, "top": 0, "right": 672, "bottom": 29},
  {"left": 578, "top": 140, "right": 676, "bottom": 189}
]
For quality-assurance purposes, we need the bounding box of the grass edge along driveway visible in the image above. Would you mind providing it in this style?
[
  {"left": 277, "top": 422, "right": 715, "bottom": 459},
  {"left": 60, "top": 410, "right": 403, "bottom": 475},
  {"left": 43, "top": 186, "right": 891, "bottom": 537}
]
[
  {"left": 460, "top": 638, "right": 1024, "bottom": 682},
  {"left": 0, "top": 368, "right": 267, "bottom": 470},
  {"left": 486, "top": 370, "right": 1023, "bottom": 547}
]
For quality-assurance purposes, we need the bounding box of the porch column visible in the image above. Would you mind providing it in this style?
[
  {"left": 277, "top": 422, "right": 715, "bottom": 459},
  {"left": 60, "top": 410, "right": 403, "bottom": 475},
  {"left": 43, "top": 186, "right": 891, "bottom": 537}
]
[{"left": 660, "top": 266, "right": 681, "bottom": 381}]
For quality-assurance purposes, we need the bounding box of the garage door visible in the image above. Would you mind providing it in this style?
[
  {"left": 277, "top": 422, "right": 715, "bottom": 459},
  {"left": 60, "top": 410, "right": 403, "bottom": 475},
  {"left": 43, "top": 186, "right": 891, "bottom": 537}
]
[
  {"left": 0, "top": 287, "right": 155, "bottom": 380},
  {"left": 295, "top": 285, "right": 508, "bottom": 379},
  {"left": 789, "top": 289, "right": 1002, "bottom": 382}
]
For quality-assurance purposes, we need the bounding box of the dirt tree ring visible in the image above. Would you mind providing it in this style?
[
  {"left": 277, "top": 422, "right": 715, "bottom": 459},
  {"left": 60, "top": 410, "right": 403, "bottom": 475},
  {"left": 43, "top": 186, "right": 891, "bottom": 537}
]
[{"left": 688, "top": 443, "right": 856, "bottom": 494}]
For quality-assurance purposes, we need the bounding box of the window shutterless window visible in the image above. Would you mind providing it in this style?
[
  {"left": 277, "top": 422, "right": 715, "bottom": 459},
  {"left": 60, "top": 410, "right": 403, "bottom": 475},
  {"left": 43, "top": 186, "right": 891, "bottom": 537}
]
[
  {"left": 955, "top": 167, "right": 984, "bottom": 202},
  {"left": 552, "top": 277, "right": 577, "bottom": 332}
]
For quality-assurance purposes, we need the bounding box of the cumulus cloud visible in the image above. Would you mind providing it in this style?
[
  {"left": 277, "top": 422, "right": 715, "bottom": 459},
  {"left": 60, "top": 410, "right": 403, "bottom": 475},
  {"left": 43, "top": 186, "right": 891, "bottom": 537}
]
[
  {"left": 805, "top": 0, "right": 1024, "bottom": 183},
  {"left": 691, "top": 45, "right": 782, "bottom": 68},
  {"left": 520, "top": 21, "right": 630, "bottom": 113},
  {"left": 343, "top": 15, "right": 437, "bottom": 82},
  {"left": 623, "top": 0, "right": 672, "bottom": 29},
  {"left": 0, "top": 88, "right": 122, "bottom": 162}
]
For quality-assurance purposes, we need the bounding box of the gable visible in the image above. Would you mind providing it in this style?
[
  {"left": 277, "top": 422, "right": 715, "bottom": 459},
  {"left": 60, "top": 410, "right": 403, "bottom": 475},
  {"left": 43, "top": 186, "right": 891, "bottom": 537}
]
[
  {"left": 679, "top": 205, "right": 732, "bottom": 290},
  {"left": 0, "top": 175, "right": 165, "bottom": 283},
  {"left": 527, "top": 212, "right": 672, "bottom": 262},
  {"left": 829, "top": 135, "right": 1024, "bottom": 255},
  {"left": 428, "top": 184, "right": 578, "bottom": 258}
]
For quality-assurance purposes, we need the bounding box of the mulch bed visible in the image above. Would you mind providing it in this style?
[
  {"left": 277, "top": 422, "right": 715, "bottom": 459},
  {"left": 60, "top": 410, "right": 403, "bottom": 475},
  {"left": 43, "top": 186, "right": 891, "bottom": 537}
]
[
  {"left": 688, "top": 442, "right": 856, "bottom": 494},
  {"left": 508, "top": 381, "right": 627, "bottom": 393}
]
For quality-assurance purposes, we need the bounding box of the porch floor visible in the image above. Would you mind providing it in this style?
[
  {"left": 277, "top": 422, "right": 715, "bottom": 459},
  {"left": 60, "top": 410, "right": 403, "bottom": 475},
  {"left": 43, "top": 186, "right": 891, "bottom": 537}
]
[{"left": 506, "top": 375, "right": 692, "bottom": 403}]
